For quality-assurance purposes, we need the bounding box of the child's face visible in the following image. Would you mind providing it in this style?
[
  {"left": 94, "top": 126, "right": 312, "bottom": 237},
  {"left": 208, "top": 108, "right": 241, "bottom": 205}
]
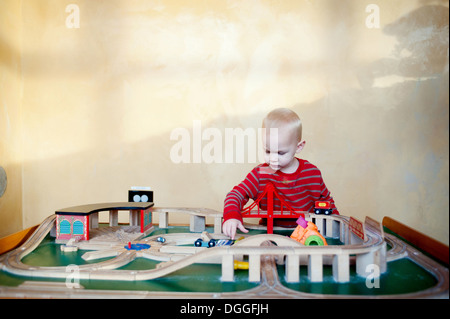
[{"left": 263, "top": 127, "right": 305, "bottom": 172}]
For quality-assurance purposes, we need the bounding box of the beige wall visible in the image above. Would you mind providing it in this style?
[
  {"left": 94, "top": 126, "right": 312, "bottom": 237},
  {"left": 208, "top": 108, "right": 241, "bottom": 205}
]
[
  {"left": 0, "top": 0, "right": 23, "bottom": 237},
  {"left": 0, "top": 0, "right": 448, "bottom": 244}
]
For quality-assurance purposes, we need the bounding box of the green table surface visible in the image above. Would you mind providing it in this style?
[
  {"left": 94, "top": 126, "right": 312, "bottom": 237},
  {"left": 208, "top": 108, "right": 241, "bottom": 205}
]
[{"left": 0, "top": 226, "right": 439, "bottom": 296}]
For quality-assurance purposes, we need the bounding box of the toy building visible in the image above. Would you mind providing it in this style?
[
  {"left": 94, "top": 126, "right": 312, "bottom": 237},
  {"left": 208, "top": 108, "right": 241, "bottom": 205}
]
[{"left": 55, "top": 202, "right": 153, "bottom": 241}]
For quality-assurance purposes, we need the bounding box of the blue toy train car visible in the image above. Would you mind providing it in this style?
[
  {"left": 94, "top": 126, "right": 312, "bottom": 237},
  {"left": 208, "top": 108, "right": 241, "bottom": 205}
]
[{"left": 194, "top": 238, "right": 234, "bottom": 248}]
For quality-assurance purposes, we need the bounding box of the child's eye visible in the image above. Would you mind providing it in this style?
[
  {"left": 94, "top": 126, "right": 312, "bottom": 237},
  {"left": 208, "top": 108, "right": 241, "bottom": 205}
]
[{"left": 278, "top": 152, "right": 286, "bottom": 155}]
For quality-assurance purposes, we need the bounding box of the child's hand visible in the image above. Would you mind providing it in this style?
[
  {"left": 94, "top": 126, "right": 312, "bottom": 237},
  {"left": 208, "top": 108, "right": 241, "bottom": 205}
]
[{"left": 222, "top": 219, "right": 249, "bottom": 240}]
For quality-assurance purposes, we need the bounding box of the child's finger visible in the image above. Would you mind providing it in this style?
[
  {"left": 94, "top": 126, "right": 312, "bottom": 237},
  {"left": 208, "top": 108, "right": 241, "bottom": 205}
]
[{"left": 237, "top": 223, "right": 249, "bottom": 233}]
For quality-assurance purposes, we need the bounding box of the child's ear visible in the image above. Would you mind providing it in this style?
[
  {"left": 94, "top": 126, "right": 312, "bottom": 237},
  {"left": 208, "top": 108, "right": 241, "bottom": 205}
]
[{"left": 297, "top": 140, "right": 306, "bottom": 153}]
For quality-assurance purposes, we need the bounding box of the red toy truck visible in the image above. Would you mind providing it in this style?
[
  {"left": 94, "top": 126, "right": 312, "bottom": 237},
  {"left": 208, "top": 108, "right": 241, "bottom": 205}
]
[{"left": 314, "top": 201, "right": 332, "bottom": 215}]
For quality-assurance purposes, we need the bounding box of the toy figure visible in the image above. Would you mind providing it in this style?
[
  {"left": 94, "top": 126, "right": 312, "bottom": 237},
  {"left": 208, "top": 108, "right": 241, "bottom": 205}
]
[
  {"left": 290, "top": 216, "right": 327, "bottom": 246},
  {"left": 194, "top": 238, "right": 236, "bottom": 247},
  {"left": 156, "top": 236, "right": 166, "bottom": 243}
]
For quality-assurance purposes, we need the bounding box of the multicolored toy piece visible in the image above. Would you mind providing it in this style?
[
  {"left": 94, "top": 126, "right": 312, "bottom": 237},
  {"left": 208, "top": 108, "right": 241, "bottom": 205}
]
[
  {"left": 156, "top": 236, "right": 166, "bottom": 243},
  {"left": 195, "top": 238, "right": 235, "bottom": 248},
  {"left": 234, "top": 260, "right": 249, "bottom": 270},
  {"left": 314, "top": 201, "right": 332, "bottom": 215},
  {"left": 124, "top": 242, "right": 151, "bottom": 250},
  {"left": 290, "top": 217, "right": 328, "bottom": 246},
  {"left": 55, "top": 202, "right": 153, "bottom": 242}
]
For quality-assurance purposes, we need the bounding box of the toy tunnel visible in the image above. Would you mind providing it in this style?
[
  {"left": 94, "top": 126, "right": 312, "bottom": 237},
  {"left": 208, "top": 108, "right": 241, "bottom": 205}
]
[{"left": 304, "top": 235, "right": 326, "bottom": 246}]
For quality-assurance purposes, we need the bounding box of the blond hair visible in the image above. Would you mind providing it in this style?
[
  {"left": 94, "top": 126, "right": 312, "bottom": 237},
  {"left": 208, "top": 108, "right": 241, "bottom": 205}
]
[{"left": 262, "top": 108, "right": 302, "bottom": 142}]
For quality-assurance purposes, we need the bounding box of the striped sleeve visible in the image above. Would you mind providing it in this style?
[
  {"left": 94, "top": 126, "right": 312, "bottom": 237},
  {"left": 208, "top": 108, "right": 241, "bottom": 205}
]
[{"left": 223, "top": 166, "right": 261, "bottom": 223}]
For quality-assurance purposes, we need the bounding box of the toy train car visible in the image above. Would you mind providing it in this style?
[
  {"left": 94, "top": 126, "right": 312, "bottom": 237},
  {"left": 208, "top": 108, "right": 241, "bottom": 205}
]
[
  {"left": 314, "top": 201, "right": 332, "bottom": 215},
  {"left": 194, "top": 238, "right": 234, "bottom": 248}
]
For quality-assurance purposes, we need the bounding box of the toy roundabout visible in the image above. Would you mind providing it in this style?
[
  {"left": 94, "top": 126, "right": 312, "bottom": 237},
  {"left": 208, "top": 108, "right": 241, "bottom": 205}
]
[{"left": 0, "top": 187, "right": 448, "bottom": 299}]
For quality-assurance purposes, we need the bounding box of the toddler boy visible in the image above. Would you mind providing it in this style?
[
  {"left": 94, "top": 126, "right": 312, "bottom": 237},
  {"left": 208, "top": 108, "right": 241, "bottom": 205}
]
[{"left": 222, "top": 108, "right": 338, "bottom": 239}]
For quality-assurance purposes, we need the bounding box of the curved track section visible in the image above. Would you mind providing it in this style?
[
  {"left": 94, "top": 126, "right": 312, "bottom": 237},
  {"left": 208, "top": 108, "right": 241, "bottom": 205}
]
[
  {"left": 1, "top": 212, "right": 448, "bottom": 298},
  {"left": 0, "top": 215, "right": 395, "bottom": 282}
]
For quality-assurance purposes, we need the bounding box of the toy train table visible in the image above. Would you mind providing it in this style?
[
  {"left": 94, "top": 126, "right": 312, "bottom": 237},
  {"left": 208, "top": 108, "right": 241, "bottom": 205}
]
[{"left": 0, "top": 202, "right": 448, "bottom": 299}]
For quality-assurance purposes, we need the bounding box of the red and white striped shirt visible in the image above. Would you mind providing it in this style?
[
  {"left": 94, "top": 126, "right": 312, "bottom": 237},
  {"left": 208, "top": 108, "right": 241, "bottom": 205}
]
[{"left": 223, "top": 158, "right": 339, "bottom": 223}]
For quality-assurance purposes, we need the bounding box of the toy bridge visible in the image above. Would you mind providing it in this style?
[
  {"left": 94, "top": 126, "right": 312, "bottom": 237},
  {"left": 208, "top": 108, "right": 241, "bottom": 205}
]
[{"left": 241, "top": 183, "right": 305, "bottom": 234}]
